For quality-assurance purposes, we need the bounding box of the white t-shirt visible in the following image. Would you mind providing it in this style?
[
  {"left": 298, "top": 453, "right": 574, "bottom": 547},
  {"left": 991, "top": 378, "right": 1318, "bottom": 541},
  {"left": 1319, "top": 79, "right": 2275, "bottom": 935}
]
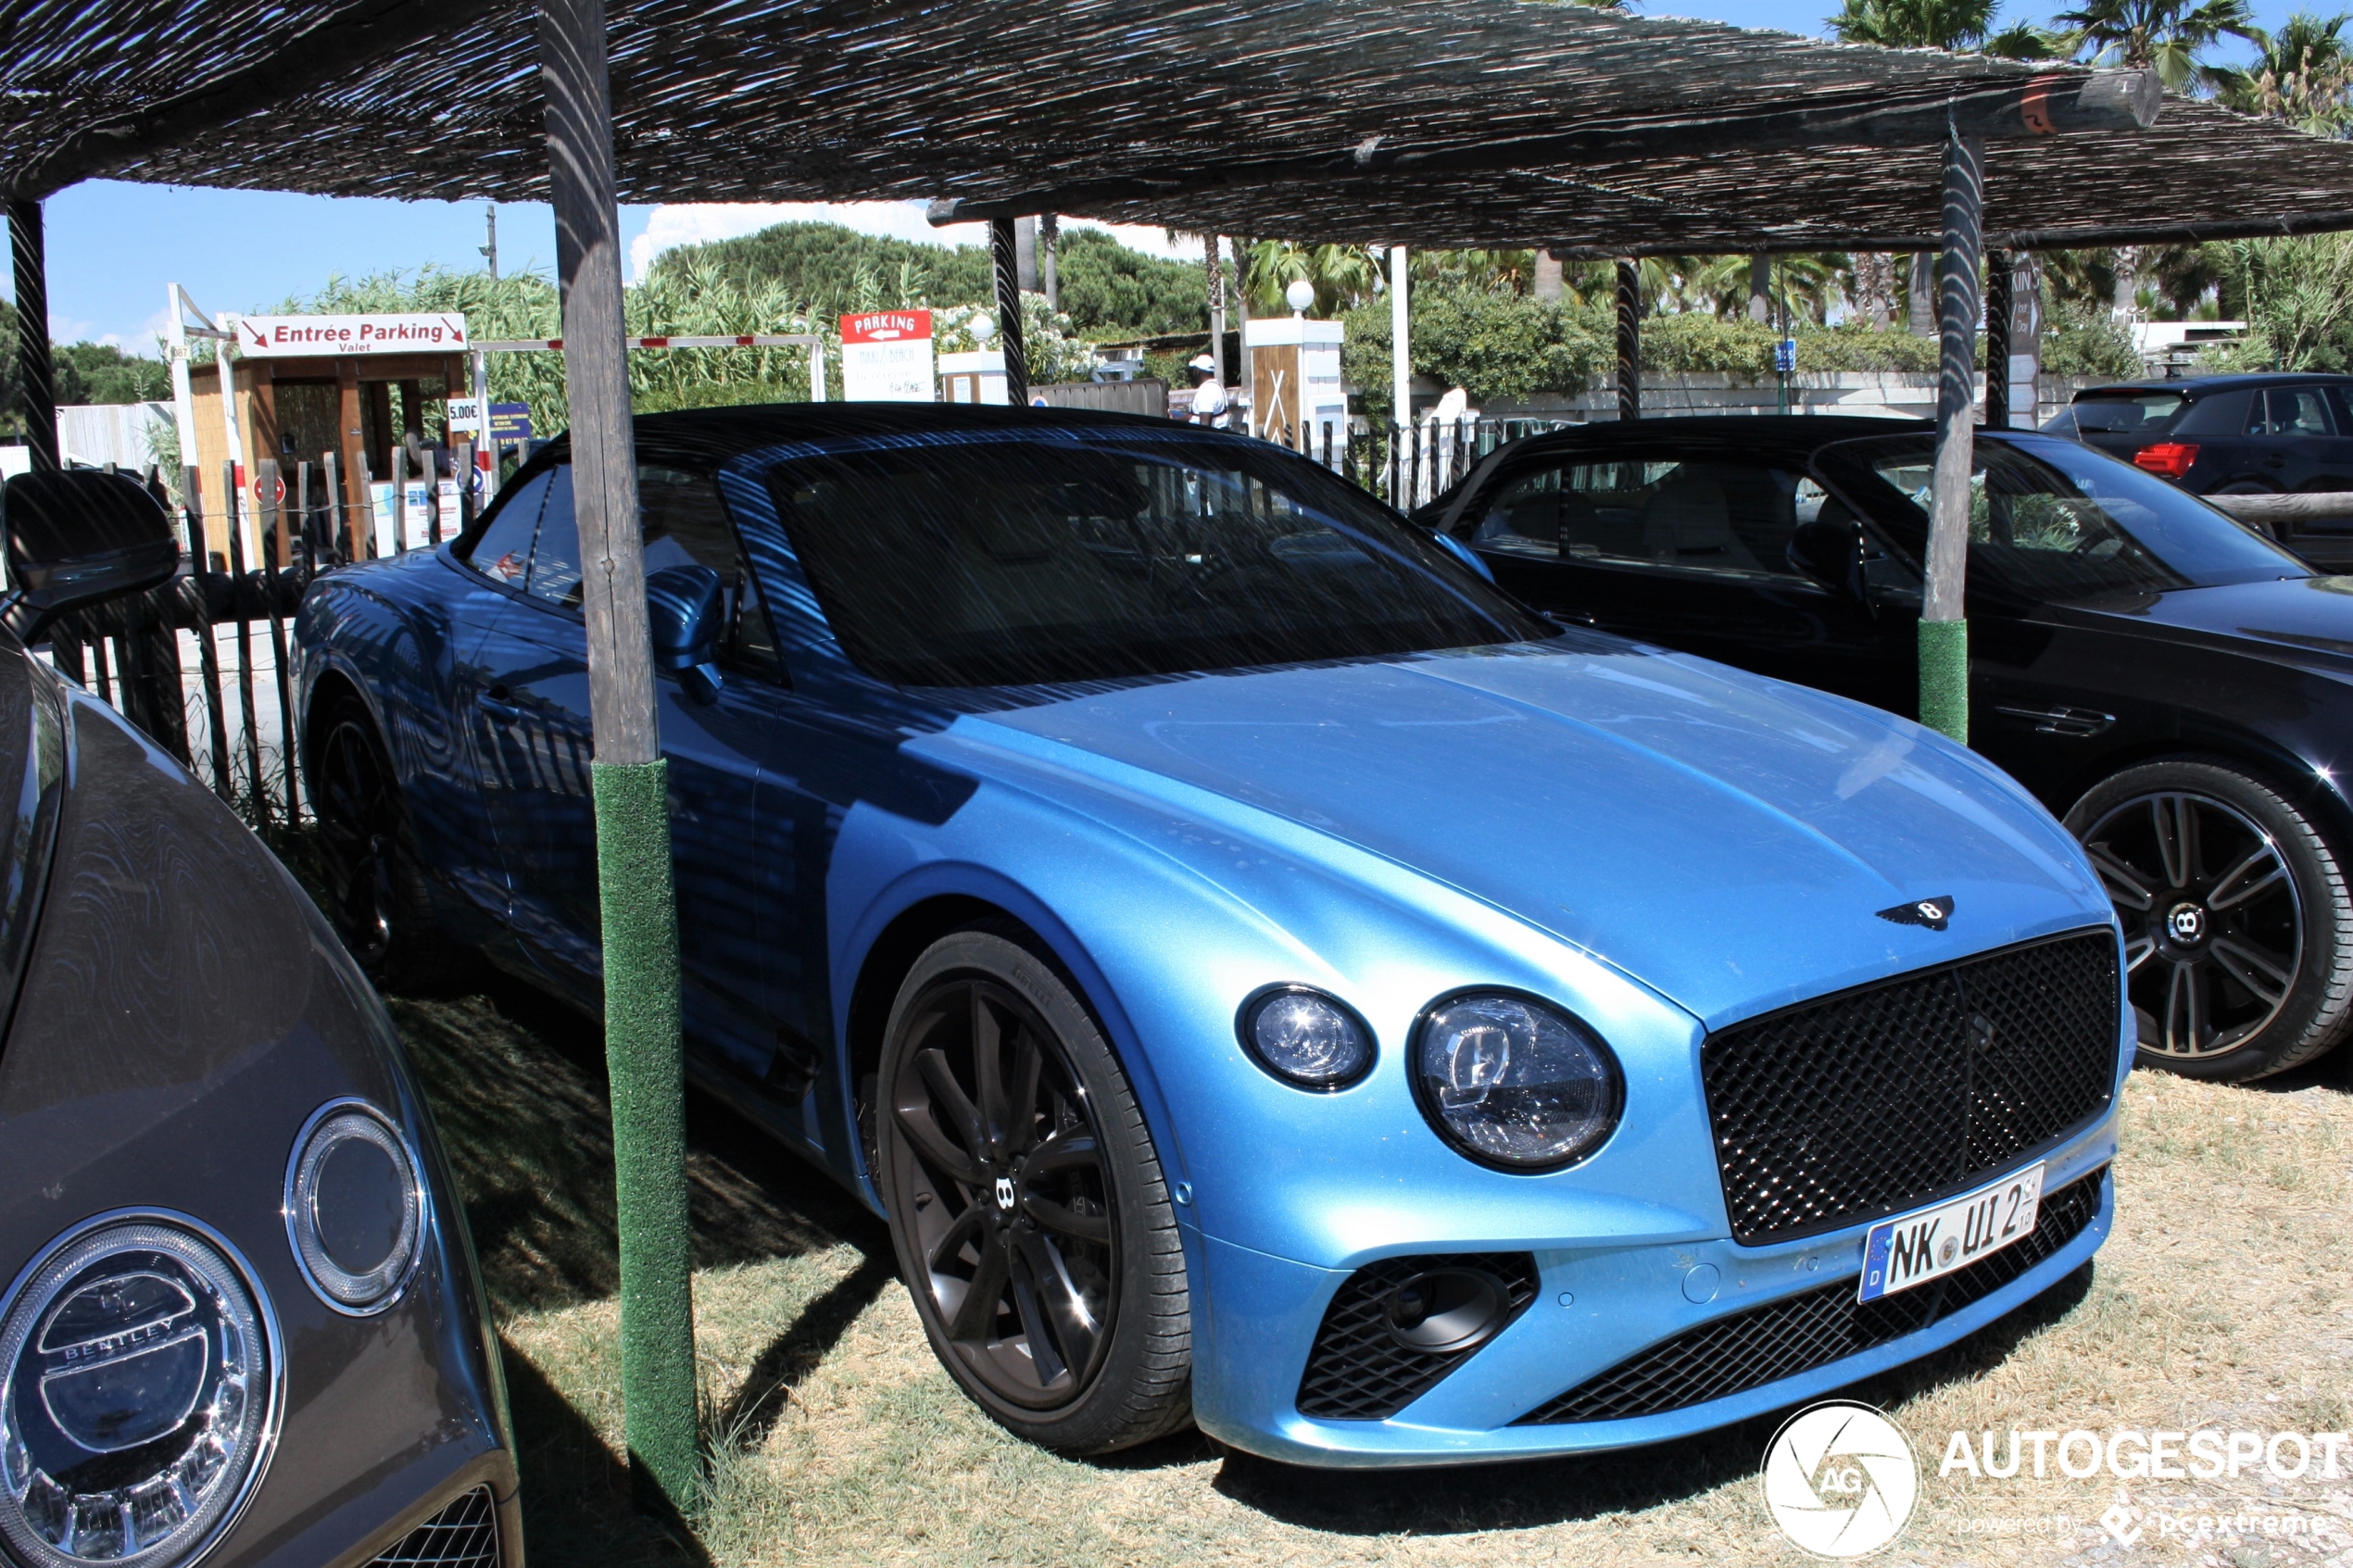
[{"left": 1190, "top": 379, "right": 1229, "bottom": 421}]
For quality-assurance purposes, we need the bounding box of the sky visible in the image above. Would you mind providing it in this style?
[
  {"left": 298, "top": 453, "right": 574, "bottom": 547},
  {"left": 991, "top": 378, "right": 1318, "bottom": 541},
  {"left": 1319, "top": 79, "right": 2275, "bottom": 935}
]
[{"left": 7, "top": 0, "right": 2306, "bottom": 351}]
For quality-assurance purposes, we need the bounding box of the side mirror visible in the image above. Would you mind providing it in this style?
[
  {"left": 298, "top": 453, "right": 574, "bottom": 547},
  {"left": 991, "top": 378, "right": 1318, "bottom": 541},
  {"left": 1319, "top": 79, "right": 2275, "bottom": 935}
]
[
  {"left": 1431, "top": 532, "right": 1497, "bottom": 584},
  {"left": 647, "top": 563, "right": 724, "bottom": 704},
  {"left": 1, "top": 471, "right": 180, "bottom": 642},
  {"left": 1786, "top": 509, "right": 1865, "bottom": 596}
]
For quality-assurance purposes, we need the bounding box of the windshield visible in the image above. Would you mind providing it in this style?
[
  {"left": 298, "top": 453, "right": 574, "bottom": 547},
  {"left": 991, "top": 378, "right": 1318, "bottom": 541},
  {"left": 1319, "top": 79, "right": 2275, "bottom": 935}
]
[
  {"left": 761, "top": 430, "right": 1548, "bottom": 686},
  {"left": 2067, "top": 391, "right": 2186, "bottom": 434},
  {"left": 1819, "top": 433, "right": 2308, "bottom": 602}
]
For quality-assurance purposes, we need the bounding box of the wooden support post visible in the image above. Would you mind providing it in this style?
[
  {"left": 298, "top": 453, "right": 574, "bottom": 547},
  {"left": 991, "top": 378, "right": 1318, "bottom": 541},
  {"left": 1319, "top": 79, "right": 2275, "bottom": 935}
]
[
  {"left": 1922, "top": 127, "right": 1984, "bottom": 746},
  {"left": 8, "top": 199, "right": 57, "bottom": 474},
  {"left": 538, "top": 0, "right": 699, "bottom": 1520},
  {"left": 1040, "top": 213, "right": 1060, "bottom": 310},
  {"left": 336, "top": 361, "right": 367, "bottom": 558},
  {"left": 1615, "top": 258, "right": 1641, "bottom": 422},
  {"left": 1390, "top": 243, "right": 1411, "bottom": 442},
  {"left": 990, "top": 217, "right": 1028, "bottom": 407},
  {"left": 1984, "top": 249, "right": 2013, "bottom": 431}
]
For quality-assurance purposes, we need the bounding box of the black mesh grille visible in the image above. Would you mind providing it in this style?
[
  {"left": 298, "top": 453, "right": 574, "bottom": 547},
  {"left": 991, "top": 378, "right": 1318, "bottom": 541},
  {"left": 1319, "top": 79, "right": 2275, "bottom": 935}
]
[
  {"left": 1296, "top": 1252, "right": 1540, "bottom": 1421},
  {"left": 1703, "top": 930, "right": 2118, "bottom": 1245},
  {"left": 1516, "top": 1167, "right": 2106, "bottom": 1425},
  {"left": 371, "top": 1486, "right": 500, "bottom": 1567}
]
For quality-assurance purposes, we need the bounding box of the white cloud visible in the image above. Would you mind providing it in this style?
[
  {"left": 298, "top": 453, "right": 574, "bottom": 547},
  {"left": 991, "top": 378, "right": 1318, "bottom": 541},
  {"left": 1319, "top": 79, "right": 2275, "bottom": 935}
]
[{"left": 628, "top": 200, "right": 1201, "bottom": 282}]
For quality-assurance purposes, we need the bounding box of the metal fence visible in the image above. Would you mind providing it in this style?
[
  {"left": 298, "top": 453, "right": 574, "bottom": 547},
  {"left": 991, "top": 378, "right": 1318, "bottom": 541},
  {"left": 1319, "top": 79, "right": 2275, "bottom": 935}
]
[
  {"left": 1284, "top": 418, "right": 1579, "bottom": 510},
  {"left": 45, "top": 453, "right": 493, "bottom": 835}
]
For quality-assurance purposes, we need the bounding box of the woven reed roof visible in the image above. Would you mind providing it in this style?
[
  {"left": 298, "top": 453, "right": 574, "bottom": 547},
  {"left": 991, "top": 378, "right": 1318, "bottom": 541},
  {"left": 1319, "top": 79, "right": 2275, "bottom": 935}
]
[{"left": 5, "top": 0, "right": 2350, "bottom": 253}]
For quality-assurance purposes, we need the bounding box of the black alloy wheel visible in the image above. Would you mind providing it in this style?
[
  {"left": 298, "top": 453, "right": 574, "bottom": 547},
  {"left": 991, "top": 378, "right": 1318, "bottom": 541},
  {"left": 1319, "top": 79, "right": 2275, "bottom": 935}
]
[
  {"left": 315, "top": 711, "right": 399, "bottom": 968},
  {"left": 876, "top": 928, "right": 1190, "bottom": 1454},
  {"left": 308, "top": 703, "right": 469, "bottom": 992},
  {"left": 2070, "top": 759, "right": 2353, "bottom": 1082}
]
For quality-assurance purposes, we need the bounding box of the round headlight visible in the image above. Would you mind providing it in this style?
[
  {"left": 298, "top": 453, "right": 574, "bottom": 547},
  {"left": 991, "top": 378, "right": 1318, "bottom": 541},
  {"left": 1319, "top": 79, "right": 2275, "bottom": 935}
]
[
  {"left": 1239, "top": 987, "right": 1375, "bottom": 1089},
  {"left": 1413, "top": 993, "right": 1622, "bottom": 1170},
  {"left": 0, "top": 1214, "right": 280, "bottom": 1568},
  {"left": 283, "top": 1101, "right": 423, "bottom": 1315}
]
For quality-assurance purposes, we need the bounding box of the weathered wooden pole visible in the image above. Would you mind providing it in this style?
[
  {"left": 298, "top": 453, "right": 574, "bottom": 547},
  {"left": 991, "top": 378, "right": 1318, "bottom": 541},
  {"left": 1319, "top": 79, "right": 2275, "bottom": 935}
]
[
  {"left": 990, "top": 217, "right": 1029, "bottom": 406},
  {"left": 537, "top": 0, "right": 700, "bottom": 1518},
  {"left": 7, "top": 199, "right": 58, "bottom": 474},
  {"left": 1615, "top": 259, "right": 1641, "bottom": 421},
  {"left": 1922, "top": 126, "right": 1984, "bottom": 745},
  {"left": 1984, "top": 248, "right": 2013, "bottom": 430},
  {"left": 1390, "top": 243, "right": 1411, "bottom": 433}
]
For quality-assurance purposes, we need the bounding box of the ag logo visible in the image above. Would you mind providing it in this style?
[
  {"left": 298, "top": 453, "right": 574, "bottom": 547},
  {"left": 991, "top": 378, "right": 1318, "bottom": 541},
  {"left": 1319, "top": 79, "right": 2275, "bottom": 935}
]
[{"left": 1761, "top": 1401, "right": 1919, "bottom": 1558}]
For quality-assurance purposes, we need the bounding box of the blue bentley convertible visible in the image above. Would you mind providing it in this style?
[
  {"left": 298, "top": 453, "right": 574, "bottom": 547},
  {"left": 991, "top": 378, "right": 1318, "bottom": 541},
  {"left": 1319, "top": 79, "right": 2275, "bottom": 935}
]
[{"left": 296, "top": 406, "right": 2127, "bottom": 1466}]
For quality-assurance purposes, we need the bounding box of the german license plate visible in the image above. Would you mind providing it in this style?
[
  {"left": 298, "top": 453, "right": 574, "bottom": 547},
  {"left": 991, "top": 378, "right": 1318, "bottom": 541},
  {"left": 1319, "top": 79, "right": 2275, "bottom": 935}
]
[{"left": 1857, "top": 1163, "right": 2045, "bottom": 1303}]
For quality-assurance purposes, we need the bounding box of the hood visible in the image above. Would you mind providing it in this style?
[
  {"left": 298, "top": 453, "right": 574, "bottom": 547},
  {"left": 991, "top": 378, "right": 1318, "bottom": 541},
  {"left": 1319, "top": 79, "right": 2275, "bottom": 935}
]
[
  {"left": 2051, "top": 576, "right": 2353, "bottom": 672},
  {"left": 968, "top": 641, "right": 2108, "bottom": 1028}
]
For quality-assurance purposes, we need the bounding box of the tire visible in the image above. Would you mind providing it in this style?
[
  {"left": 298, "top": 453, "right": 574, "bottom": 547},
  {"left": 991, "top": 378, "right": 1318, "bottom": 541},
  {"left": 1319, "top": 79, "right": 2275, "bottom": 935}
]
[
  {"left": 875, "top": 926, "right": 1191, "bottom": 1454},
  {"left": 2066, "top": 758, "right": 2353, "bottom": 1082},
  {"left": 308, "top": 697, "right": 473, "bottom": 995}
]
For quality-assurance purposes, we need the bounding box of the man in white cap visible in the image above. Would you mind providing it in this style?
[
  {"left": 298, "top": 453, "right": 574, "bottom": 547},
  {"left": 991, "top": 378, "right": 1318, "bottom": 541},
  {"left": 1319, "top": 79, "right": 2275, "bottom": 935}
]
[{"left": 1187, "top": 352, "right": 1229, "bottom": 428}]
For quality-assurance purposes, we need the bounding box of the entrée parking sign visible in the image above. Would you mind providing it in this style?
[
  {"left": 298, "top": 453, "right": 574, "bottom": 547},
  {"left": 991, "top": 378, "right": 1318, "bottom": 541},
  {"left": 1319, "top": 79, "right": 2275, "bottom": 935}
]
[{"left": 235, "top": 313, "right": 470, "bottom": 356}]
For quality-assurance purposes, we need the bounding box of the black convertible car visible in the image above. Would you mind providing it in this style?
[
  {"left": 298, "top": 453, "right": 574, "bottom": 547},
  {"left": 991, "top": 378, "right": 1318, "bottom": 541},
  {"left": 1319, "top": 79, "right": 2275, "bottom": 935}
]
[
  {"left": 0, "top": 471, "right": 518, "bottom": 1568},
  {"left": 1415, "top": 415, "right": 2350, "bottom": 1085}
]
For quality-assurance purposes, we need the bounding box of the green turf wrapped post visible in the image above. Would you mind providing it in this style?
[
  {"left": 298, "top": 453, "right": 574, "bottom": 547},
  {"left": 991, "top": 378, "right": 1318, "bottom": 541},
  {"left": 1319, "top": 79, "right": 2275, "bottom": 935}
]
[
  {"left": 1918, "top": 616, "right": 1969, "bottom": 744},
  {"left": 592, "top": 758, "right": 698, "bottom": 1513},
  {"left": 539, "top": 0, "right": 700, "bottom": 1520}
]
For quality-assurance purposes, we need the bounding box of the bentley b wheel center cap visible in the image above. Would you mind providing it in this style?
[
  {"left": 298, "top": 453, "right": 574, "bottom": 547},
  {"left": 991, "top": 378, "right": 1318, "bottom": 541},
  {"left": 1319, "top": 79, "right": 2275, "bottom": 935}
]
[
  {"left": 2167, "top": 902, "right": 2208, "bottom": 945},
  {"left": 995, "top": 1175, "right": 1017, "bottom": 1211}
]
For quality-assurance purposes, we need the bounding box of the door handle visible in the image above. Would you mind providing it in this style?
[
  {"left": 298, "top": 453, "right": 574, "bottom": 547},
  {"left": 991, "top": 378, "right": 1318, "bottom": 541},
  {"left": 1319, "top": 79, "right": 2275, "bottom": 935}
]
[{"left": 476, "top": 685, "right": 522, "bottom": 720}]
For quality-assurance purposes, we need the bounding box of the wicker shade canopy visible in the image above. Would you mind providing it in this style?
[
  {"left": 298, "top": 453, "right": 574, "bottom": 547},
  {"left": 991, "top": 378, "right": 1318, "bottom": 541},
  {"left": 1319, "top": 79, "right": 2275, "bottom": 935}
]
[{"left": 3, "top": 0, "right": 2348, "bottom": 253}]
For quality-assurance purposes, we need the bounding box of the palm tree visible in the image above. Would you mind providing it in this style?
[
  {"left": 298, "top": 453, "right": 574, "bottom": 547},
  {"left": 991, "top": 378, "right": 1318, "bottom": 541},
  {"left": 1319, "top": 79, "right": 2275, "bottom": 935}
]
[
  {"left": 1242, "top": 240, "right": 1382, "bottom": 317},
  {"left": 2052, "top": 0, "right": 2263, "bottom": 85},
  {"left": 1827, "top": 0, "right": 2001, "bottom": 49},
  {"left": 2208, "top": 11, "right": 2353, "bottom": 134}
]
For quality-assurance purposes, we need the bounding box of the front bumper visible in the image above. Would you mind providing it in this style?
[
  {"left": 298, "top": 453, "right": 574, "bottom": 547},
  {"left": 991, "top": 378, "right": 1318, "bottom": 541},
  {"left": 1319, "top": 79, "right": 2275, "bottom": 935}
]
[{"left": 1191, "top": 1116, "right": 2116, "bottom": 1467}]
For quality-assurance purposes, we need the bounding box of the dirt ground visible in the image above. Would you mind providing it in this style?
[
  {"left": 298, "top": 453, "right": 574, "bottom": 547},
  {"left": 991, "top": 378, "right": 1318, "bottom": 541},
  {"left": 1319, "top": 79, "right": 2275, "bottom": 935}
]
[{"left": 391, "top": 979, "right": 2353, "bottom": 1568}]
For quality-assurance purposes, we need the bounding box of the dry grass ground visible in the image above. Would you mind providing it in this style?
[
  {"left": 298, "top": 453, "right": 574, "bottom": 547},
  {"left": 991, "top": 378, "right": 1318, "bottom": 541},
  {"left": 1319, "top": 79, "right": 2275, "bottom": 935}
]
[{"left": 394, "top": 980, "right": 2353, "bottom": 1568}]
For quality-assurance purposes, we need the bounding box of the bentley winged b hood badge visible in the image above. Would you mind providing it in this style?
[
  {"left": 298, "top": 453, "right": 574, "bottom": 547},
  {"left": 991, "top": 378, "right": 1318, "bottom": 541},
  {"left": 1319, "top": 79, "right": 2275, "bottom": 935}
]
[{"left": 1877, "top": 895, "right": 1955, "bottom": 931}]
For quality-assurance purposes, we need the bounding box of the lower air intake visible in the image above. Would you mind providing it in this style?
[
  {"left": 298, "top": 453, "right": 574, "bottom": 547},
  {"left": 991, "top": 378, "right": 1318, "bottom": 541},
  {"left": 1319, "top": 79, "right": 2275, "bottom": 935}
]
[
  {"left": 371, "top": 1486, "right": 500, "bottom": 1567},
  {"left": 1516, "top": 1167, "right": 2106, "bottom": 1426},
  {"left": 1296, "top": 1252, "right": 1540, "bottom": 1421}
]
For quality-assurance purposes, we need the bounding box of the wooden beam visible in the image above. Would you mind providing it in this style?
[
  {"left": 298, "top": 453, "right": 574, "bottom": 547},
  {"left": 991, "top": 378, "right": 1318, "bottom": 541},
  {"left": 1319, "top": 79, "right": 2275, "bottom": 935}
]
[
  {"left": 336, "top": 359, "right": 369, "bottom": 559},
  {"left": 990, "top": 217, "right": 1029, "bottom": 407},
  {"left": 928, "top": 71, "right": 2160, "bottom": 227},
  {"left": 8, "top": 0, "right": 503, "bottom": 198},
  {"left": 1615, "top": 259, "right": 1641, "bottom": 422},
  {"left": 1984, "top": 248, "right": 2012, "bottom": 430},
  {"left": 7, "top": 199, "right": 57, "bottom": 474}
]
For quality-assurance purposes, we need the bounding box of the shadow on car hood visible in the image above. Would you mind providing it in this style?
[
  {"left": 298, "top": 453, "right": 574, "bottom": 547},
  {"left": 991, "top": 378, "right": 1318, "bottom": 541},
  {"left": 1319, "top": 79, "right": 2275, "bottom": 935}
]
[{"left": 969, "top": 642, "right": 2109, "bottom": 1028}]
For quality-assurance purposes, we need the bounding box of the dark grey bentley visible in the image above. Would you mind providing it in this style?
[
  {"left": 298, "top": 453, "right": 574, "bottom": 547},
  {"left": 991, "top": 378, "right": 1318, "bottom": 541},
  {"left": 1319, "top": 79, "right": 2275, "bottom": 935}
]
[{"left": 0, "top": 471, "right": 517, "bottom": 1567}]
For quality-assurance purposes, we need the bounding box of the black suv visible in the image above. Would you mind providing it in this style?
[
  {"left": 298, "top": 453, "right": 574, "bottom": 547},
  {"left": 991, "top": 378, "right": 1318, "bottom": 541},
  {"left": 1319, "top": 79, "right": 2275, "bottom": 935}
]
[{"left": 2048, "top": 372, "right": 2353, "bottom": 492}]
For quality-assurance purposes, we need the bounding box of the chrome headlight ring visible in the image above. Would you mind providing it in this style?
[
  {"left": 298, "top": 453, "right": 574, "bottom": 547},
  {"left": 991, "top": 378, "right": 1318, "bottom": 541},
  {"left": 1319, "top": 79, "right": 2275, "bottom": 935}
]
[
  {"left": 0, "top": 1210, "right": 283, "bottom": 1568},
  {"left": 282, "top": 1099, "right": 427, "bottom": 1318}
]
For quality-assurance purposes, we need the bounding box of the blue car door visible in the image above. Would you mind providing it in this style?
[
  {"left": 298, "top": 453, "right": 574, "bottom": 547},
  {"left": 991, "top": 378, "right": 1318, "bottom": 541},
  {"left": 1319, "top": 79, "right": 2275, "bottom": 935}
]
[{"left": 470, "top": 460, "right": 789, "bottom": 1093}]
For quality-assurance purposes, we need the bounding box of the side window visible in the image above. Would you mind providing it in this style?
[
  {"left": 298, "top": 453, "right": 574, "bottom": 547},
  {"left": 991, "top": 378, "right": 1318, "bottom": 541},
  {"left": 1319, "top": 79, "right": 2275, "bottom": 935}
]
[
  {"left": 2253, "top": 388, "right": 2335, "bottom": 436},
  {"left": 1471, "top": 468, "right": 1571, "bottom": 558},
  {"left": 524, "top": 466, "right": 582, "bottom": 606},
  {"left": 639, "top": 465, "right": 782, "bottom": 675},
  {"left": 459, "top": 468, "right": 551, "bottom": 585},
  {"left": 1477, "top": 457, "right": 1814, "bottom": 578}
]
